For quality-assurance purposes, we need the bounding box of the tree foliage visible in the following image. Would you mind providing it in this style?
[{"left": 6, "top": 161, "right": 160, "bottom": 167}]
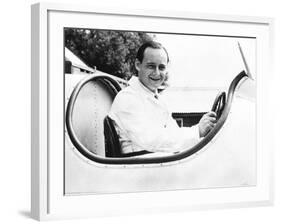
[{"left": 65, "top": 28, "right": 153, "bottom": 79}]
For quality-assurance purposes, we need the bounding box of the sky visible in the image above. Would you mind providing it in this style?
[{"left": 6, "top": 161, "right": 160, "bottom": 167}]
[{"left": 152, "top": 32, "right": 256, "bottom": 89}]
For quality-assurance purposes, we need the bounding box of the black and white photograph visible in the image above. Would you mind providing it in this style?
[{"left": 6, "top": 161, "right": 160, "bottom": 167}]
[
  {"left": 28, "top": 3, "right": 275, "bottom": 221},
  {"left": 64, "top": 28, "right": 256, "bottom": 194},
  {"left": 2, "top": 0, "right": 281, "bottom": 222}
]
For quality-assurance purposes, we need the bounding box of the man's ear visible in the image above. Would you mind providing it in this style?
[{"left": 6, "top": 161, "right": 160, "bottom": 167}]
[{"left": 135, "top": 59, "right": 141, "bottom": 72}]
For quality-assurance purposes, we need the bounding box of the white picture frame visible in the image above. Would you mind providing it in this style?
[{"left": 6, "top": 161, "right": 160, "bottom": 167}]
[{"left": 31, "top": 2, "right": 274, "bottom": 221}]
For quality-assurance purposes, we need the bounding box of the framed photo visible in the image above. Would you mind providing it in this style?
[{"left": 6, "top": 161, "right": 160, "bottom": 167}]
[{"left": 31, "top": 2, "right": 274, "bottom": 221}]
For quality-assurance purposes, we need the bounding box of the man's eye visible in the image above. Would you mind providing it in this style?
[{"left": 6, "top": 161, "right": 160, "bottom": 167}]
[
  {"left": 147, "top": 65, "right": 155, "bottom": 69},
  {"left": 159, "top": 66, "right": 166, "bottom": 71}
]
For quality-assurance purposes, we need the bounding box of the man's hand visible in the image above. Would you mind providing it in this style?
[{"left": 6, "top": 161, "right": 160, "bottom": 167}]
[{"left": 198, "top": 111, "right": 217, "bottom": 138}]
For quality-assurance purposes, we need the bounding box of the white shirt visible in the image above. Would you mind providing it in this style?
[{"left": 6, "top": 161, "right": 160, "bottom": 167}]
[{"left": 108, "top": 77, "right": 200, "bottom": 155}]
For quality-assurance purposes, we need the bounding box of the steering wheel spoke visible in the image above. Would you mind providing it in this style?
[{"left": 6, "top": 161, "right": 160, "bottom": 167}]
[{"left": 211, "top": 92, "right": 226, "bottom": 120}]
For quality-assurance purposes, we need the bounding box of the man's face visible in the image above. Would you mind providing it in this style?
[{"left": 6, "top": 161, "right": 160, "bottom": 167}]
[{"left": 135, "top": 47, "right": 168, "bottom": 92}]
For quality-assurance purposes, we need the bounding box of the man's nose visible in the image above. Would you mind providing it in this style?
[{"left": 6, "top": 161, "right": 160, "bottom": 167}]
[{"left": 153, "top": 67, "right": 160, "bottom": 76}]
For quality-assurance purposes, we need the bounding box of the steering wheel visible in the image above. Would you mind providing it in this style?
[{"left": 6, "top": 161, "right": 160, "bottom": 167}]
[{"left": 211, "top": 91, "right": 226, "bottom": 120}]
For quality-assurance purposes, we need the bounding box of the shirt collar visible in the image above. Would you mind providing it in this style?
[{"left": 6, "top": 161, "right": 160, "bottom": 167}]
[{"left": 129, "top": 76, "right": 159, "bottom": 99}]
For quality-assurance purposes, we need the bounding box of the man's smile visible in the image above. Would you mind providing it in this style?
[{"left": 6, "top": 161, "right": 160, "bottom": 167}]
[{"left": 149, "top": 76, "right": 162, "bottom": 81}]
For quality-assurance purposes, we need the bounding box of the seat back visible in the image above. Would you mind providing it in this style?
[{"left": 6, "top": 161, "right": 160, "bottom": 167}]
[{"left": 103, "top": 116, "right": 122, "bottom": 157}]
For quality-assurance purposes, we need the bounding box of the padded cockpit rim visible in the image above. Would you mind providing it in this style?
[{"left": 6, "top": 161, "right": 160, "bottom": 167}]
[
  {"left": 66, "top": 75, "right": 121, "bottom": 162},
  {"left": 66, "top": 71, "right": 248, "bottom": 165}
]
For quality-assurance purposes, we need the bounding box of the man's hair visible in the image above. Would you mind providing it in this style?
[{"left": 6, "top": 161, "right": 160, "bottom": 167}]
[{"left": 136, "top": 41, "right": 170, "bottom": 63}]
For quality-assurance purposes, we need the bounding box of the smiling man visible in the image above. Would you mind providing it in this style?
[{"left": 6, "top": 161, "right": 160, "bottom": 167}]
[{"left": 108, "top": 41, "right": 216, "bottom": 156}]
